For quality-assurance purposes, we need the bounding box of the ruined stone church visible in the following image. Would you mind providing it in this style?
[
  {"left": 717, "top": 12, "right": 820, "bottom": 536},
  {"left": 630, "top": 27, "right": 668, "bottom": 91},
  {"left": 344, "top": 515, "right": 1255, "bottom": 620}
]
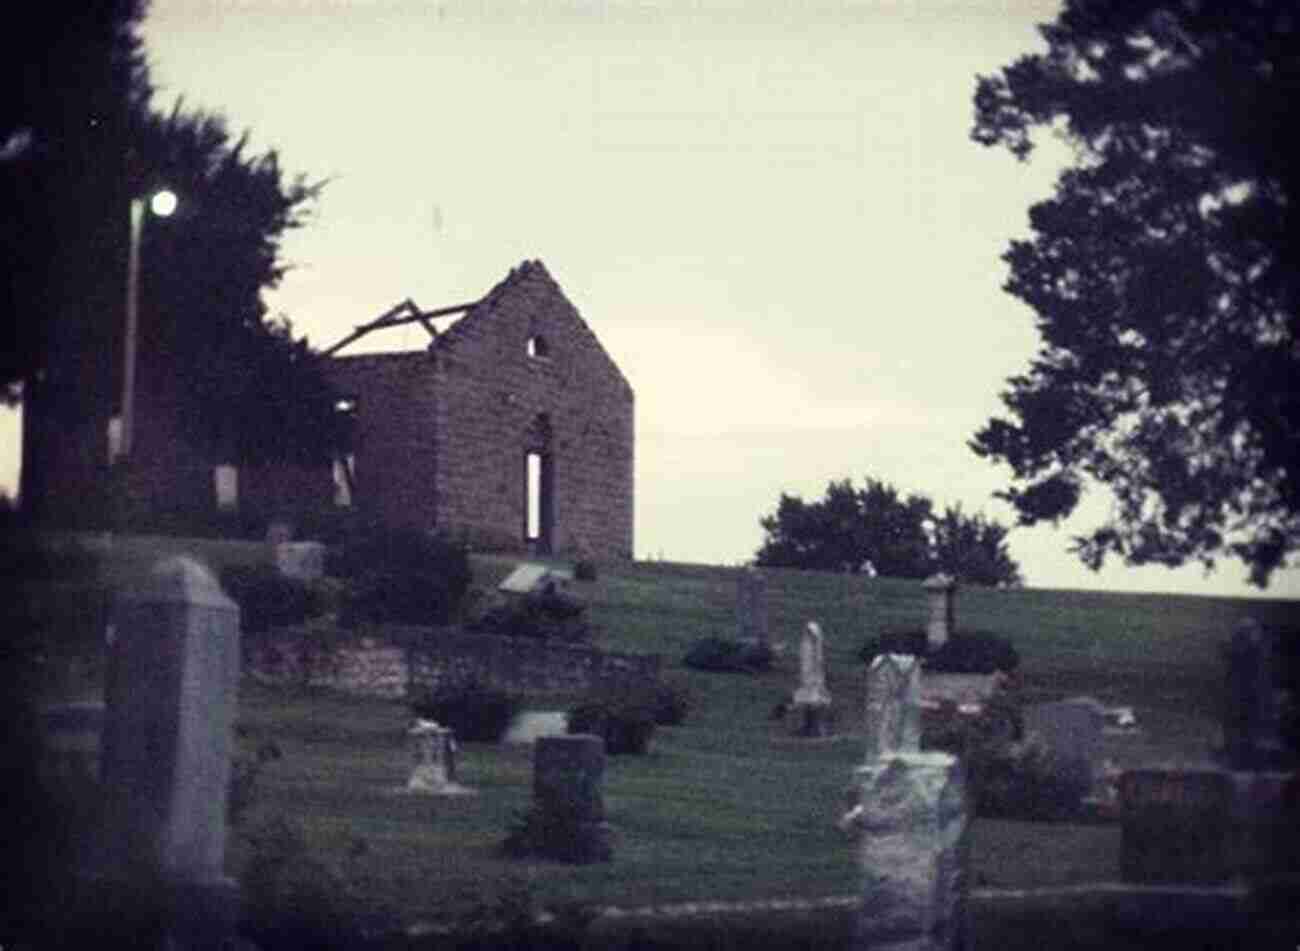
[
  {"left": 310, "top": 260, "right": 635, "bottom": 559},
  {"left": 33, "top": 260, "right": 635, "bottom": 561}
]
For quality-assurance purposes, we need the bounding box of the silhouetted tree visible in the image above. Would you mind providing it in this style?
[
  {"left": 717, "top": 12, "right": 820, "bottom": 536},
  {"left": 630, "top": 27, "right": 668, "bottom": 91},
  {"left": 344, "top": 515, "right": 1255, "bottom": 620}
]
[
  {"left": 2, "top": 3, "right": 344, "bottom": 518},
  {"left": 130, "top": 104, "right": 342, "bottom": 467},
  {"left": 755, "top": 477, "right": 1022, "bottom": 586},
  {"left": 971, "top": 0, "right": 1299, "bottom": 586},
  {"left": 931, "top": 504, "right": 1023, "bottom": 588}
]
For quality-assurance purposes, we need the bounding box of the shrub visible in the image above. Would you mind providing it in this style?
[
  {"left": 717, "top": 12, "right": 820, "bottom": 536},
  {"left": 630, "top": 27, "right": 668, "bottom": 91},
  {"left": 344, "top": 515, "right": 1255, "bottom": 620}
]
[
  {"left": 923, "top": 692, "right": 1084, "bottom": 820},
  {"left": 468, "top": 588, "right": 593, "bottom": 643},
  {"left": 220, "top": 563, "right": 321, "bottom": 634},
  {"left": 929, "top": 631, "right": 1020, "bottom": 674},
  {"left": 337, "top": 527, "right": 472, "bottom": 627},
  {"left": 859, "top": 629, "right": 1019, "bottom": 674},
  {"left": 683, "top": 637, "right": 773, "bottom": 674},
  {"left": 410, "top": 678, "right": 521, "bottom": 743},
  {"left": 648, "top": 675, "right": 693, "bottom": 726},
  {"left": 239, "top": 814, "right": 369, "bottom": 947},
  {"left": 567, "top": 688, "right": 658, "bottom": 755},
  {"left": 573, "top": 559, "right": 598, "bottom": 582}
]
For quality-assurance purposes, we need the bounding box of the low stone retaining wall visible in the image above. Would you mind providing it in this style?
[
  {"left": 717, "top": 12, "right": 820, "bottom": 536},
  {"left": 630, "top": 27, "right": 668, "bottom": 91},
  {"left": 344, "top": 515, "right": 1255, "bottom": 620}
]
[
  {"left": 410, "top": 631, "right": 661, "bottom": 695},
  {"left": 247, "top": 628, "right": 661, "bottom": 698}
]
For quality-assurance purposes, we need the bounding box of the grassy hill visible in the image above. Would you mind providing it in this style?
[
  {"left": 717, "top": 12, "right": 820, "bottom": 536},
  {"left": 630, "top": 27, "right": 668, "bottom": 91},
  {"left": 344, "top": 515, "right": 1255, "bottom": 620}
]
[
  {"left": 17, "top": 536, "right": 1295, "bottom": 931},
  {"left": 229, "top": 555, "right": 1296, "bottom": 927}
]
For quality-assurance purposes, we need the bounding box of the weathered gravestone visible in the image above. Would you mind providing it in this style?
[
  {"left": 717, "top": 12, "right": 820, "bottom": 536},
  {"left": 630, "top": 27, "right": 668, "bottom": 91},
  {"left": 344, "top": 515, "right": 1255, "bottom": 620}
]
[
  {"left": 1120, "top": 768, "right": 1233, "bottom": 884},
  {"left": 736, "top": 566, "right": 769, "bottom": 650},
  {"left": 499, "top": 562, "right": 574, "bottom": 596},
  {"left": 405, "top": 719, "right": 474, "bottom": 796},
  {"left": 1220, "top": 618, "right": 1293, "bottom": 770},
  {"left": 512, "top": 734, "right": 612, "bottom": 863},
  {"left": 923, "top": 574, "right": 958, "bottom": 650},
  {"left": 1023, "top": 696, "right": 1107, "bottom": 800},
  {"left": 273, "top": 541, "right": 326, "bottom": 582},
  {"left": 1119, "top": 618, "right": 1298, "bottom": 888},
  {"left": 792, "top": 621, "right": 832, "bottom": 736},
  {"left": 89, "top": 556, "right": 242, "bottom": 948},
  {"left": 841, "top": 653, "right": 970, "bottom": 951},
  {"left": 863, "top": 654, "right": 922, "bottom": 760}
]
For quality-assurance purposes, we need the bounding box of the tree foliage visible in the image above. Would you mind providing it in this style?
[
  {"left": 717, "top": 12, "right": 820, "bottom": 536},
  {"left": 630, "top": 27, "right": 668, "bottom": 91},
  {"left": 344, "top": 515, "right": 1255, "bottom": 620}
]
[
  {"left": 1, "top": 2, "right": 345, "bottom": 518},
  {"left": 755, "top": 478, "right": 1022, "bottom": 587},
  {"left": 971, "top": 0, "right": 1299, "bottom": 586},
  {"left": 131, "top": 105, "right": 343, "bottom": 465}
]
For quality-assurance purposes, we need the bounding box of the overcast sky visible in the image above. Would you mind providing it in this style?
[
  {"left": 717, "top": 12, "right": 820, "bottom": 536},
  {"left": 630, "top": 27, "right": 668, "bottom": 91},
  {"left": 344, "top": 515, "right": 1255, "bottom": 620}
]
[{"left": 3, "top": 0, "right": 1296, "bottom": 599}]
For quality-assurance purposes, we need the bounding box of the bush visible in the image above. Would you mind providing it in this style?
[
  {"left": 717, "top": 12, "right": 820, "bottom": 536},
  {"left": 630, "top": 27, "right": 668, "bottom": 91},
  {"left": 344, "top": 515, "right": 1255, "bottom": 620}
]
[
  {"left": 410, "top": 678, "right": 521, "bottom": 743},
  {"left": 923, "top": 692, "right": 1085, "bottom": 820},
  {"left": 648, "top": 675, "right": 693, "bottom": 726},
  {"left": 468, "top": 588, "right": 593, "bottom": 643},
  {"left": 567, "top": 688, "right": 658, "bottom": 755},
  {"left": 859, "top": 629, "right": 1019, "bottom": 674},
  {"left": 683, "top": 637, "right": 773, "bottom": 674},
  {"left": 239, "top": 814, "right": 370, "bottom": 947},
  {"left": 220, "top": 563, "right": 322, "bottom": 634},
  {"left": 337, "top": 527, "right": 473, "bottom": 627},
  {"left": 573, "top": 559, "right": 598, "bottom": 582}
]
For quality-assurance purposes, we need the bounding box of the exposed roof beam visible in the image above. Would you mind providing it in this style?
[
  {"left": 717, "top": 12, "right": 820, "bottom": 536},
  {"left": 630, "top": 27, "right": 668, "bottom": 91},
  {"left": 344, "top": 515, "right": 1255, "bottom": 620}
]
[{"left": 323, "top": 299, "right": 479, "bottom": 356}]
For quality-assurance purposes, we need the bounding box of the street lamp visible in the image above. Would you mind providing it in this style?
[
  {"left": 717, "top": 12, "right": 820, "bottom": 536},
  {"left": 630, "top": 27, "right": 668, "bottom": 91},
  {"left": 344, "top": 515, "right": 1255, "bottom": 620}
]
[{"left": 119, "top": 188, "right": 176, "bottom": 460}]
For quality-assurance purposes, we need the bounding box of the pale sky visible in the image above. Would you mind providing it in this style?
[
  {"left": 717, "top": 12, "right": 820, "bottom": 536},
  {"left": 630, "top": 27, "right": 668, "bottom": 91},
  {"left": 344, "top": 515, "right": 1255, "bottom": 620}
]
[{"left": 3, "top": 0, "right": 1296, "bottom": 599}]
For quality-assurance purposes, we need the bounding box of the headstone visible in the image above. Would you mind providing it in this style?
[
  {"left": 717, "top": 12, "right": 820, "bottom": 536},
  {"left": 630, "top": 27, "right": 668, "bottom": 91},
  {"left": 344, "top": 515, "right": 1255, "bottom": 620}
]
[
  {"left": 39, "top": 700, "right": 105, "bottom": 786},
  {"left": 864, "top": 654, "right": 923, "bottom": 760},
  {"left": 792, "top": 621, "right": 832, "bottom": 736},
  {"left": 527, "top": 734, "right": 613, "bottom": 862},
  {"left": 93, "top": 556, "right": 242, "bottom": 946},
  {"left": 503, "top": 710, "right": 570, "bottom": 746},
  {"left": 923, "top": 574, "right": 958, "bottom": 649},
  {"left": 273, "top": 540, "right": 326, "bottom": 582},
  {"left": 736, "top": 567, "right": 768, "bottom": 649},
  {"left": 841, "top": 752, "right": 970, "bottom": 950},
  {"left": 1220, "top": 618, "right": 1292, "bottom": 769},
  {"left": 1119, "top": 768, "right": 1232, "bottom": 884},
  {"left": 1022, "top": 696, "right": 1106, "bottom": 796},
  {"left": 843, "top": 653, "right": 968, "bottom": 949},
  {"left": 498, "top": 562, "right": 574, "bottom": 596},
  {"left": 406, "top": 719, "right": 473, "bottom": 795}
]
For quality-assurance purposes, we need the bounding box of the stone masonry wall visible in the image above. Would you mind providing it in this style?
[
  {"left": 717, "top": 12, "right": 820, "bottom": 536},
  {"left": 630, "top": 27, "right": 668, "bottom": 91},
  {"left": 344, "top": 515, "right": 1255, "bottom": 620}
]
[
  {"left": 327, "top": 352, "right": 441, "bottom": 531},
  {"left": 247, "top": 631, "right": 660, "bottom": 698},
  {"left": 38, "top": 260, "right": 634, "bottom": 558},
  {"left": 430, "top": 261, "right": 635, "bottom": 560},
  {"left": 409, "top": 630, "right": 660, "bottom": 695}
]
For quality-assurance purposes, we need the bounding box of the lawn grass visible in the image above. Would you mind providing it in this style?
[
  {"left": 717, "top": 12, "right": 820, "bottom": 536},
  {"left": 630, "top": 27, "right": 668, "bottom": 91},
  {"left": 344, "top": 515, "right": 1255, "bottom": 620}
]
[{"left": 221, "top": 555, "right": 1296, "bottom": 930}]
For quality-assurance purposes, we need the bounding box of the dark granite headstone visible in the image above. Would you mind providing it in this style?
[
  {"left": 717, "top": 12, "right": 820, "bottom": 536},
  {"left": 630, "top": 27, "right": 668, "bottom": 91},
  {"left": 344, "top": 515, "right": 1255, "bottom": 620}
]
[
  {"left": 1120, "top": 769, "right": 1232, "bottom": 884},
  {"left": 526, "top": 734, "right": 612, "bottom": 862}
]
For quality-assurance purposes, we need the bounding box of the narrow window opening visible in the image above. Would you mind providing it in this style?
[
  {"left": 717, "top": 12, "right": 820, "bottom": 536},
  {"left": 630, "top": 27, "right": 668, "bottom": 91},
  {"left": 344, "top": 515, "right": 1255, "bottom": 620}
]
[
  {"left": 214, "top": 464, "right": 238, "bottom": 511},
  {"left": 524, "top": 450, "right": 553, "bottom": 553},
  {"left": 526, "top": 452, "right": 542, "bottom": 540},
  {"left": 526, "top": 335, "right": 549, "bottom": 359}
]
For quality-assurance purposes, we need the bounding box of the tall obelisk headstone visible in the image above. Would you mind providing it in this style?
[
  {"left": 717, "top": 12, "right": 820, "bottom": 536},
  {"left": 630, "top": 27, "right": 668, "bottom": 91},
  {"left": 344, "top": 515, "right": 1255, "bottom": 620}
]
[
  {"left": 792, "top": 621, "right": 833, "bottom": 736},
  {"left": 736, "top": 566, "right": 769, "bottom": 651}
]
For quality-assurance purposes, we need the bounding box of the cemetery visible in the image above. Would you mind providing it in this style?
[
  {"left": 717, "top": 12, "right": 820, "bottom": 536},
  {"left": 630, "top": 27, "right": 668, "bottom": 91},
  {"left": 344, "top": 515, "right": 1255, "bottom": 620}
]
[{"left": 10, "top": 528, "right": 1299, "bottom": 948}]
